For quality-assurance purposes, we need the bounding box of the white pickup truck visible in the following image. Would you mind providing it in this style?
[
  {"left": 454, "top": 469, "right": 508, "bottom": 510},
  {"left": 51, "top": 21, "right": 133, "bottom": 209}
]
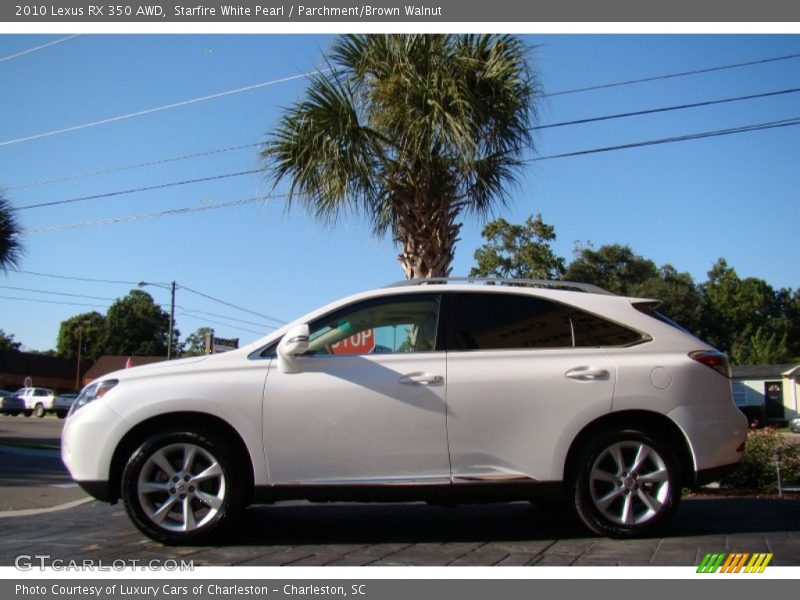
[{"left": 14, "top": 387, "right": 56, "bottom": 418}]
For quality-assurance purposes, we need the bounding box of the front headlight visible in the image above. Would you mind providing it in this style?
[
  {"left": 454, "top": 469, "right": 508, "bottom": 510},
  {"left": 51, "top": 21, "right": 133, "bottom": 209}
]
[{"left": 69, "top": 379, "right": 119, "bottom": 416}]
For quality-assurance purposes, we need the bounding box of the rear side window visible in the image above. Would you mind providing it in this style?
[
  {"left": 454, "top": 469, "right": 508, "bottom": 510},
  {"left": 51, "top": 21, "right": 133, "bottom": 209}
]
[
  {"left": 567, "top": 308, "right": 645, "bottom": 347},
  {"left": 442, "top": 293, "right": 573, "bottom": 350},
  {"left": 442, "top": 292, "right": 646, "bottom": 351}
]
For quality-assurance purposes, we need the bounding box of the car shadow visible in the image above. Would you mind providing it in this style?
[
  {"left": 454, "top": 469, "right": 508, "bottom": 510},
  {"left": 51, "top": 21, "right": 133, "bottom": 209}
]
[
  {"left": 211, "top": 496, "right": 800, "bottom": 547},
  {"left": 219, "top": 501, "right": 586, "bottom": 545}
]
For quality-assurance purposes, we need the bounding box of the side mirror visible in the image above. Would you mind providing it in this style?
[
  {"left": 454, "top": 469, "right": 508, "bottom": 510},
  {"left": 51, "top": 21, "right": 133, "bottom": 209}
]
[{"left": 276, "top": 324, "right": 310, "bottom": 373}]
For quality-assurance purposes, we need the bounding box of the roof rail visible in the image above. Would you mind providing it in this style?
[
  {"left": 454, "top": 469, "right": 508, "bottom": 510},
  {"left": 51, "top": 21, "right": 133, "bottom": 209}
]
[{"left": 385, "top": 277, "right": 614, "bottom": 295}]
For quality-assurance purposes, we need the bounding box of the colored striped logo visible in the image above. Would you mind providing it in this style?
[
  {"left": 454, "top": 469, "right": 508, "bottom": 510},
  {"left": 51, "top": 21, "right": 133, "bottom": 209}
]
[{"left": 697, "top": 553, "right": 773, "bottom": 573}]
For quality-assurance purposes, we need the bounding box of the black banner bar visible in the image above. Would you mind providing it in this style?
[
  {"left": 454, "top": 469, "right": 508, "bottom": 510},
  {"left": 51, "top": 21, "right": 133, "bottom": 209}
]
[{"left": 3, "top": 0, "right": 800, "bottom": 22}]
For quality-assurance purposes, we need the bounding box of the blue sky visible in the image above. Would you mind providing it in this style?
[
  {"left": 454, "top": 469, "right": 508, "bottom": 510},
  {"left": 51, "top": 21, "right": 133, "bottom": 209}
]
[{"left": 1, "top": 34, "right": 798, "bottom": 352}]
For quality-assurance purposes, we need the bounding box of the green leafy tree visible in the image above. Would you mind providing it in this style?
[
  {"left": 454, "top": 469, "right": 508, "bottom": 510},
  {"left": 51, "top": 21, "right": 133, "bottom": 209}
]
[
  {"left": 729, "top": 326, "right": 791, "bottom": 365},
  {"left": 262, "top": 34, "right": 538, "bottom": 279},
  {"left": 0, "top": 189, "right": 24, "bottom": 272},
  {"left": 699, "top": 259, "right": 791, "bottom": 359},
  {"left": 628, "top": 265, "right": 703, "bottom": 334},
  {"left": 469, "top": 214, "right": 565, "bottom": 280},
  {"left": 0, "top": 329, "right": 22, "bottom": 352},
  {"left": 183, "top": 327, "right": 214, "bottom": 357},
  {"left": 101, "top": 290, "right": 179, "bottom": 356},
  {"left": 56, "top": 312, "right": 106, "bottom": 361},
  {"left": 563, "top": 243, "right": 659, "bottom": 296}
]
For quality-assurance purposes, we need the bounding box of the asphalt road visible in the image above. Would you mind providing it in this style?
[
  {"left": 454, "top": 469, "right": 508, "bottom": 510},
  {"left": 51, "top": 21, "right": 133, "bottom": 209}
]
[
  {"left": 1, "top": 414, "right": 798, "bottom": 567},
  {"left": 0, "top": 415, "right": 88, "bottom": 511}
]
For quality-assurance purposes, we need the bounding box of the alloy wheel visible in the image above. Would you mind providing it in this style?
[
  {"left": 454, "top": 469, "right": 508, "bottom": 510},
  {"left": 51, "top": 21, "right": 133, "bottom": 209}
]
[
  {"left": 588, "top": 440, "right": 670, "bottom": 526},
  {"left": 136, "top": 443, "right": 226, "bottom": 533}
]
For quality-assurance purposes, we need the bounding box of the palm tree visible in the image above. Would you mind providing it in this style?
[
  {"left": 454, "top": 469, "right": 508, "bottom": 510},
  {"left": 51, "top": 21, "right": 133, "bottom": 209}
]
[
  {"left": 0, "top": 189, "right": 24, "bottom": 272},
  {"left": 262, "top": 34, "right": 537, "bottom": 279}
]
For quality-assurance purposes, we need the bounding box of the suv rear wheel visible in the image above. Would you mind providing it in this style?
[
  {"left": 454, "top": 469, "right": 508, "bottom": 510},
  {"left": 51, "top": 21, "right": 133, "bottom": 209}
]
[
  {"left": 572, "top": 428, "right": 681, "bottom": 538},
  {"left": 121, "top": 430, "right": 245, "bottom": 544},
  {"left": 34, "top": 403, "right": 45, "bottom": 418}
]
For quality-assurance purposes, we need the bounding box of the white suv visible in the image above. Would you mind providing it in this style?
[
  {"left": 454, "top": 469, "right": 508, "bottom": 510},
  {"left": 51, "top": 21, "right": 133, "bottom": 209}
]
[
  {"left": 15, "top": 387, "right": 56, "bottom": 418},
  {"left": 62, "top": 279, "right": 747, "bottom": 544}
]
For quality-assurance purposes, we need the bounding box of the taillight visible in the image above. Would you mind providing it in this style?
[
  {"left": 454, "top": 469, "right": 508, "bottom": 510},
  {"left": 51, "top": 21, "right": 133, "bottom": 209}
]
[{"left": 689, "top": 350, "right": 730, "bottom": 378}]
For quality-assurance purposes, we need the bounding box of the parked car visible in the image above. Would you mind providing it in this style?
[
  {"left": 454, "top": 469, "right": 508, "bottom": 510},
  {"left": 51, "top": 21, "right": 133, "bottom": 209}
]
[
  {"left": 62, "top": 278, "right": 748, "bottom": 544},
  {"left": 54, "top": 393, "right": 79, "bottom": 418},
  {"left": 0, "top": 390, "right": 24, "bottom": 416},
  {"left": 15, "top": 387, "right": 56, "bottom": 418},
  {"left": 790, "top": 417, "right": 800, "bottom": 434}
]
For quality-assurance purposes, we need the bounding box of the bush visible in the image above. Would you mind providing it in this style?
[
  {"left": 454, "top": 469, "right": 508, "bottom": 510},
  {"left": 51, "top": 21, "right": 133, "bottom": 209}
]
[{"left": 719, "top": 426, "right": 800, "bottom": 490}]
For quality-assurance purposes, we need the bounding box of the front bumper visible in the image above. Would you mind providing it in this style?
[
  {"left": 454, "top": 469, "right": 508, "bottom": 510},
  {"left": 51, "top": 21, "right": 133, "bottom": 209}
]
[{"left": 75, "top": 480, "right": 114, "bottom": 502}]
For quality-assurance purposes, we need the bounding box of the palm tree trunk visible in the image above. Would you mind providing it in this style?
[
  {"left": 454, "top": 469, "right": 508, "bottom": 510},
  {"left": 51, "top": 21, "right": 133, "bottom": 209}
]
[{"left": 394, "top": 196, "right": 461, "bottom": 279}]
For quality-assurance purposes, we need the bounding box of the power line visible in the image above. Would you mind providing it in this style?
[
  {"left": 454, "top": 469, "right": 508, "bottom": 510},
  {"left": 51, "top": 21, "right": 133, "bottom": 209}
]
[
  {"left": 534, "top": 87, "right": 800, "bottom": 131},
  {"left": 8, "top": 142, "right": 263, "bottom": 191},
  {"left": 0, "top": 285, "right": 116, "bottom": 301},
  {"left": 16, "top": 116, "right": 798, "bottom": 236},
  {"left": 7, "top": 51, "right": 800, "bottom": 190},
  {"left": 9, "top": 268, "right": 287, "bottom": 324},
  {"left": 0, "top": 68, "right": 329, "bottom": 148},
  {"left": 13, "top": 86, "right": 799, "bottom": 213},
  {"left": 176, "top": 311, "right": 267, "bottom": 337},
  {"left": 542, "top": 51, "right": 800, "bottom": 98},
  {"left": 529, "top": 116, "right": 800, "bottom": 162},
  {"left": 180, "top": 308, "right": 277, "bottom": 330},
  {"left": 0, "top": 294, "right": 106, "bottom": 310},
  {"left": 19, "top": 195, "right": 273, "bottom": 234},
  {"left": 0, "top": 294, "right": 268, "bottom": 337},
  {"left": 12, "top": 270, "right": 139, "bottom": 285},
  {"left": 0, "top": 35, "right": 81, "bottom": 64},
  {"left": 14, "top": 169, "right": 261, "bottom": 211},
  {"left": 10, "top": 81, "right": 800, "bottom": 198},
  {"left": 179, "top": 285, "right": 286, "bottom": 325}
]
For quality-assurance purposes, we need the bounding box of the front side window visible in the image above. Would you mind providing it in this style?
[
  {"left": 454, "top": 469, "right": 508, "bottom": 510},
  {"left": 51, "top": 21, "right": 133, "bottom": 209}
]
[{"left": 306, "top": 294, "right": 441, "bottom": 356}]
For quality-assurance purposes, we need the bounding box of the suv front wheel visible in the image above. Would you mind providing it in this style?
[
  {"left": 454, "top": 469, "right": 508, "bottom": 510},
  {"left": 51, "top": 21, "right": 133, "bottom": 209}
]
[
  {"left": 121, "top": 430, "right": 244, "bottom": 544},
  {"left": 572, "top": 429, "right": 681, "bottom": 538}
]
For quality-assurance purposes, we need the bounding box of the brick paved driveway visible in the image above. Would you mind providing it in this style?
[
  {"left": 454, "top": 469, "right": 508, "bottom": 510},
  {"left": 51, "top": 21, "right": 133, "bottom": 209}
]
[{"left": 0, "top": 496, "right": 798, "bottom": 567}]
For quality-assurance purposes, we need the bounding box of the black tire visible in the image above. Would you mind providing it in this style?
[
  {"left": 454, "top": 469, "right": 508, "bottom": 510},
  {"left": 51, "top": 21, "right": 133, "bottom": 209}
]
[
  {"left": 571, "top": 428, "right": 681, "bottom": 538},
  {"left": 34, "top": 403, "right": 45, "bottom": 418},
  {"left": 121, "top": 429, "right": 246, "bottom": 545},
  {"left": 56, "top": 411, "right": 67, "bottom": 419},
  {"left": 23, "top": 409, "right": 32, "bottom": 417}
]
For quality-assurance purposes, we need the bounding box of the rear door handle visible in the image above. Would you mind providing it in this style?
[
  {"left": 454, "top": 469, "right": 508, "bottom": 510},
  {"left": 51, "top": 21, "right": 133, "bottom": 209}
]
[
  {"left": 565, "top": 367, "right": 610, "bottom": 381},
  {"left": 398, "top": 373, "right": 444, "bottom": 386}
]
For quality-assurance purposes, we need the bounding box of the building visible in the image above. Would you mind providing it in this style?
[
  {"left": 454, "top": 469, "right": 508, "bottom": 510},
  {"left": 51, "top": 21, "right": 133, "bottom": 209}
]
[
  {"left": 731, "top": 363, "right": 800, "bottom": 425},
  {"left": 0, "top": 350, "right": 90, "bottom": 393}
]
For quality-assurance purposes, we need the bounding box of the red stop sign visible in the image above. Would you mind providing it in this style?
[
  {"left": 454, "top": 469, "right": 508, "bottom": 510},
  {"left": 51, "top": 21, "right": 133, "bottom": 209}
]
[{"left": 330, "top": 329, "right": 376, "bottom": 355}]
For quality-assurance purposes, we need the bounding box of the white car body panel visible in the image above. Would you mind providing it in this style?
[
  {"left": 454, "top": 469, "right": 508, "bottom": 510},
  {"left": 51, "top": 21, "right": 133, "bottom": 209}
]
[
  {"left": 262, "top": 352, "right": 449, "bottom": 484},
  {"left": 445, "top": 348, "right": 615, "bottom": 482}
]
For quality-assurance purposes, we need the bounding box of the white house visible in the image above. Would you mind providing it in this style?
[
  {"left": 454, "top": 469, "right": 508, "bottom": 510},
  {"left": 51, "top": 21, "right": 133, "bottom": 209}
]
[{"left": 730, "top": 363, "right": 800, "bottom": 425}]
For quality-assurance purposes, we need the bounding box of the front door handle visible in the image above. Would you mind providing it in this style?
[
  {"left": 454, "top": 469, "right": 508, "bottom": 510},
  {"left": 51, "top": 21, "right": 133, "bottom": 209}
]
[
  {"left": 398, "top": 373, "right": 444, "bottom": 386},
  {"left": 565, "top": 367, "right": 610, "bottom": 381}
]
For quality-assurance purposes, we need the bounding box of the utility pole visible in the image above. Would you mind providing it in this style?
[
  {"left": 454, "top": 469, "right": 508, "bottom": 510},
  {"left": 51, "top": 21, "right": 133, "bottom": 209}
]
[
  {"left": 75, "top": 326, "right": 84, "bottom": 390},
  {"left": 168, "top": 281, "right": 176, "bottom": 360}
]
